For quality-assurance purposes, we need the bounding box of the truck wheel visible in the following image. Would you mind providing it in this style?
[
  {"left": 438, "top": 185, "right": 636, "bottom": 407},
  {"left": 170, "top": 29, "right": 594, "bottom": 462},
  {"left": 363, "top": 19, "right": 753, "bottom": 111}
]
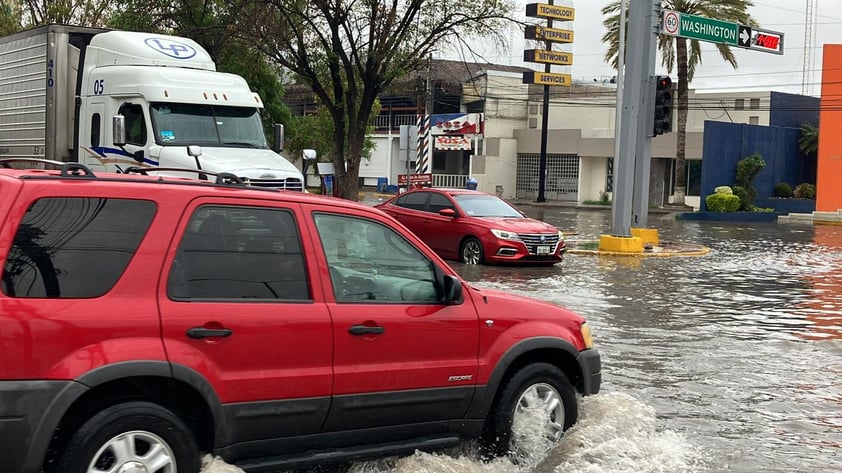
[
  {"left": 481, "top": 363, "right": 577, "bottom": 460},
  {"left": 460, "top": 237, "right": 484, "bottom": 265},
  {"left": 56, "top": 401, "right": 201, "bottom": 473}
]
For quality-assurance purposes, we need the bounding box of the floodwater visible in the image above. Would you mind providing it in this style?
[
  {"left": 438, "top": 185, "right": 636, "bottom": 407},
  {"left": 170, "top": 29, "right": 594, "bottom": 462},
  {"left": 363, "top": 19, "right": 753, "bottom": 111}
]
[{"left": 206, "top": 208, "right": 842, "bottom": 473}]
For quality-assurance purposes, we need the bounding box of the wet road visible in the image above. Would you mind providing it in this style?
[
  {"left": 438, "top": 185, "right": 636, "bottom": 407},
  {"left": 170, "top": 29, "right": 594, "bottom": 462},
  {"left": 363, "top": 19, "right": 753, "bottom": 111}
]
[{"left": 206, "top": 207, "right": 842, "bottom": 473}]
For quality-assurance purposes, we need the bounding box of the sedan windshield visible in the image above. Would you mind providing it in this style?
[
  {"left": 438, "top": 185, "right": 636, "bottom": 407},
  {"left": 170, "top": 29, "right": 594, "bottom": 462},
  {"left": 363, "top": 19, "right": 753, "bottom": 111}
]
[
  {"left": 150, "top": 103, "right": 268, "bottom": 148},
  {"left": 453, "top": 194, "right": 523, "bottom": 218}
]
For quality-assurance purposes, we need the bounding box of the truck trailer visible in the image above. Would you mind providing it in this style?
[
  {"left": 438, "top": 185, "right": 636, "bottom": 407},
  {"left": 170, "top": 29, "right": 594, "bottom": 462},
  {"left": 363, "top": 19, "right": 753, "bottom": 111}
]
[{"left": 0, "top": 24, "right": 305, "bottom": 190}]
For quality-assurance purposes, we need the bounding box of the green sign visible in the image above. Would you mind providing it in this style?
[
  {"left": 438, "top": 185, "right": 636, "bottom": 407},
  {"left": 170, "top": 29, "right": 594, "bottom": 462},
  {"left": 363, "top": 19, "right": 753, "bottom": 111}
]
[{"left": 662, "top": 9, "right": 738, "bottom": 46}]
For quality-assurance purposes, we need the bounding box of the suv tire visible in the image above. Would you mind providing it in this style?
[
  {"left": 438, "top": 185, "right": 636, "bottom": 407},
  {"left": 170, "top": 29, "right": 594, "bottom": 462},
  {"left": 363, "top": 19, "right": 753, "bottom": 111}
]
[
  {"left": 482, "top": 363, "right": 577, "bottom": 460},
  {"left": 56, "top": 401, "right": 200, "bottom": 473}
]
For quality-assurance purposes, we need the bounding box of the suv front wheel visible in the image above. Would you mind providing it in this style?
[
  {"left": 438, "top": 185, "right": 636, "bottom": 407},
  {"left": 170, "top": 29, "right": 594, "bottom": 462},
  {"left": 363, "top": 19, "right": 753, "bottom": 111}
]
[
  {"left": 56, "top": 401, "right": 201, "bottom": 473},
  {"left": 482, "top": 362, "right": 577, "bottom": 461}
]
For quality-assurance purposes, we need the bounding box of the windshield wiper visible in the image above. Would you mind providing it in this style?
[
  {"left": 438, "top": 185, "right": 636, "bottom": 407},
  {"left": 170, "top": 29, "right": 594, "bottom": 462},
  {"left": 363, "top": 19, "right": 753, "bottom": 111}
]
[{"left": 221, "top": 142, "right": 259, "bottom": 148}]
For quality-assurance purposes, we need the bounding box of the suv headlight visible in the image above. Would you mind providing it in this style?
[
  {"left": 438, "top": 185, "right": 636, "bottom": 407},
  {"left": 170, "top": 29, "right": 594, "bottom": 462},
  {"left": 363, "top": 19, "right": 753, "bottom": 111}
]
[
  {"left": 490, "top": 229, "right": 521, "bottom": 241},
  {"left": 558, "top": 230, "right": 565, "bottom": 242},
  {"left": 580, "top": 322, "right": 594, "bottom": 349}
]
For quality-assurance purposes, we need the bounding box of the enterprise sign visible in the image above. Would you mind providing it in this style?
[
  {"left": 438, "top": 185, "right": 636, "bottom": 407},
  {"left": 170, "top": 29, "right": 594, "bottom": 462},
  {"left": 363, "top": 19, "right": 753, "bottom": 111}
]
[{"left": 524, "top": 25, "right": 574, "bottom": 43}]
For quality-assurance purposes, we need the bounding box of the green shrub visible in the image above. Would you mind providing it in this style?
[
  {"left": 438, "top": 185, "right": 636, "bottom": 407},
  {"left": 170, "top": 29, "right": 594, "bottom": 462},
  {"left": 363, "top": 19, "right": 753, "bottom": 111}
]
[
  {"left": 794, "top": 183, "right": 816, "bottom": 199},
  {"left": 774, "top": 182, "right": 793, "bottom": 198},
  {"left": 714, "top": 185, "right": 733, "bottom": 194},
  {"left": 732, "top": 186, "right": 748, "bottom": 209},
  {"left": 705, "top": 192, "right": 741, "bottom": 212},
  {"left": 735, "top": 153, "right": 766, "bottom": 210}
]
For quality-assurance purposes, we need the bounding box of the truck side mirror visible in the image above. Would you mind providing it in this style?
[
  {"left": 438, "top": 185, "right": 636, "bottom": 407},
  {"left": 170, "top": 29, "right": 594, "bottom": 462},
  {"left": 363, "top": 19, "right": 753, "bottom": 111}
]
[
  {"left": 112, "top": 115, "right": 127, "bottom": 147},
  {"left": 272, "top": 124, "right": 284, "bottom": 153}
]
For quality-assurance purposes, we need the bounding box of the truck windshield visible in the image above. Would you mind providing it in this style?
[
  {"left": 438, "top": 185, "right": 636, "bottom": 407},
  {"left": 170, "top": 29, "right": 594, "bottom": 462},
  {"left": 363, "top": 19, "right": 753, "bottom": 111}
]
[{"left": 150, "top": 103, "right": 268, "bottom": 148}]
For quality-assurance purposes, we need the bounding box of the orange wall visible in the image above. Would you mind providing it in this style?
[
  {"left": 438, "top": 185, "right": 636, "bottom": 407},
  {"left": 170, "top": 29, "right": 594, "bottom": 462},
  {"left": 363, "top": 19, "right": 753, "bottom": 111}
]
[{"left": 817, "top": 45, "right": 842, "bottom": 212}]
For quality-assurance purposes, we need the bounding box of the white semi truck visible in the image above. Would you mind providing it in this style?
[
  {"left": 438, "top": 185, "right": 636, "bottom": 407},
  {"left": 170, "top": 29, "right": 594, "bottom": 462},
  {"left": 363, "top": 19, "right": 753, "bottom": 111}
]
[{"left": 0, "top": 24, "right": 305, "bottom": 190}]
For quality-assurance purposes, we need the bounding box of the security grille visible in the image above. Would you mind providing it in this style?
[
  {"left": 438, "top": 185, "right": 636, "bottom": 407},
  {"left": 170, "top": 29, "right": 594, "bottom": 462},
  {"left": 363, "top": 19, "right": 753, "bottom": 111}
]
[{"left": 516, "top": 153, "right": 579, "bottom": 201}]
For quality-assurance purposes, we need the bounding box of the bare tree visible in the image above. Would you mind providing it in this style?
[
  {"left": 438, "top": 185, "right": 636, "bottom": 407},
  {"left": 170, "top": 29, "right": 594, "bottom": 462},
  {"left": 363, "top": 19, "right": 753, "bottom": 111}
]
[{"left": 248, "top": 0, "right": 515, "bottom": 200}]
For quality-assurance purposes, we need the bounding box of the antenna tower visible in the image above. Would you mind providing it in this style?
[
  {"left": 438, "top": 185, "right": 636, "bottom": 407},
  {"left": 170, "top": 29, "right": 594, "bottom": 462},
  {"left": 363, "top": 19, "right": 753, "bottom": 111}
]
[{"left": 802, "top": 0, "right": 818, "bottom": 95}]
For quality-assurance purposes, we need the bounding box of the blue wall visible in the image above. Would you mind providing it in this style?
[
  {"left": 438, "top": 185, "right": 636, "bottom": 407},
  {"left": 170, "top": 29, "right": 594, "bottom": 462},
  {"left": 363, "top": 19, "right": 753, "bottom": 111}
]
[
  {"left": 769, "top": 92, "right": 819, "bottom": 129},
  {"left": 700, "top": 121, "right": 808, "bottom": 211}
]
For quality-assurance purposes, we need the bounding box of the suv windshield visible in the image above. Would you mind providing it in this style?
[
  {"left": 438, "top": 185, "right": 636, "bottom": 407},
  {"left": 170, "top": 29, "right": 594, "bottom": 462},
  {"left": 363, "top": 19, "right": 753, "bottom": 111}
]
[
  {"left": 150, "top": 103, "right": 268, "bottom": 148},
  {"left": 453, "top": 194, "right": 523, "bottom": 218}
]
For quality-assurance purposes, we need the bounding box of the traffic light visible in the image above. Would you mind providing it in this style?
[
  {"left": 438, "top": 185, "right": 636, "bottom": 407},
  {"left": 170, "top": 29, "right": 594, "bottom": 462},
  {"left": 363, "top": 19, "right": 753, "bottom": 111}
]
[{"left": 653, "top": 75, "right": 672, "bottom": 136}]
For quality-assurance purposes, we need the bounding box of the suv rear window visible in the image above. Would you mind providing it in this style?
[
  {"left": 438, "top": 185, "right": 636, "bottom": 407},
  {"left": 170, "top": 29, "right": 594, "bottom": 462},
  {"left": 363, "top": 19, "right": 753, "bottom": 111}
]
[
  {"left": 168, "top": 206, "right": 310, "bottom": 301},
  {"left": 1, "top": 198, "right": 156, "bottom": 298}
]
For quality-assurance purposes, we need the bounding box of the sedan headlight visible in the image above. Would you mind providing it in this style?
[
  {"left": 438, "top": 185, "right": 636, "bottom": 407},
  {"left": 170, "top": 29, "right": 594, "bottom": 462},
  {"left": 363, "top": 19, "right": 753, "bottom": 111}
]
[
  {"left": 558, "top": 230, "right": 565, "bottom": 242},
  {"left": 580, "top": 322, "right": 594, "bottom": 349},
  {"left": 490, "top": 229, "right": 521, "bottom": 241}
]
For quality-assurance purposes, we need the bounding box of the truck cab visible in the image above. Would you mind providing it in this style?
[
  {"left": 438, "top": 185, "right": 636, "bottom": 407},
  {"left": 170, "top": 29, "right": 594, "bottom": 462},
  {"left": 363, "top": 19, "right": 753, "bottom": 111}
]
[{"left": 76, "top": 31, "right": 304, "bottom": 190}]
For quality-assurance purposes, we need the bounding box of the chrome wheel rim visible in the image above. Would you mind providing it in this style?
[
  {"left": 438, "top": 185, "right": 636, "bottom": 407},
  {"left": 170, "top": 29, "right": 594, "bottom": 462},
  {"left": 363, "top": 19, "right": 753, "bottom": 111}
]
[
  {"left": 87, "top": 430, "right": 176, "bottom": 473},
  {"left": 510, "top": 383, "right": 565, "bottom": 452},
  {"left": 462, "top": 241, "right": 482, "bottom": 264}
]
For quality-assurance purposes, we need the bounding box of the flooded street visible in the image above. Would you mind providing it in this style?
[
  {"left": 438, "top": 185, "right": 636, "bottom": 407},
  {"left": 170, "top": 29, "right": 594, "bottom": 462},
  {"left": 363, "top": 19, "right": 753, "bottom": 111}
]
[
  {"left": 455, "top": 207, "right": 842, "bottom": 473},
  {"left": 206, "top": 207, "right": 842, "bottom": 473}
]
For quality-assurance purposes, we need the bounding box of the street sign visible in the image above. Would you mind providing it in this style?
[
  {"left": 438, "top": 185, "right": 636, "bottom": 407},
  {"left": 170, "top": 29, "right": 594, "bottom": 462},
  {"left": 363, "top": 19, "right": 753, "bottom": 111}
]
[
  {"left": 750, "top": 28, "right": 784, "bottom": 54},
  {"left": 523, "top": 49, "right": 573, "bottom": 66},
  {"left": 525, "top": 3, "right": 574, "bottom": 21},
  {"left": 525, "top": 25, "right": 574, "bottom": 43},
  {"left": 522, "top": 71, "right": 572, "bottom": 86},
  {"left": 661, "top": 9, "right": 738, "bottom": 45},
  {"left": 661, "top": 9, "right": 784, "bottom": 54}
]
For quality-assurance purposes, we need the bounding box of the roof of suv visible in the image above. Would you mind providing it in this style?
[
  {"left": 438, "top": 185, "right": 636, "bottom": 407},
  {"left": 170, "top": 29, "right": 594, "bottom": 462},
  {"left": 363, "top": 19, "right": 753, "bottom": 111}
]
[{"left": 0, "top": 161, "right": 369, "bottom": 212}]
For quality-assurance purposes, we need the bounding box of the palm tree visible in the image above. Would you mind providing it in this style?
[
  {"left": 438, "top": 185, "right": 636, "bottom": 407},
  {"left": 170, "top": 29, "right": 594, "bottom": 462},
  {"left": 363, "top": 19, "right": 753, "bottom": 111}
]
[
  {"left": 602, "top": 0, "right": 755, "bottom": 205},
  {"left": 798, "top": 122, "right": 818, "bottom": 155}
]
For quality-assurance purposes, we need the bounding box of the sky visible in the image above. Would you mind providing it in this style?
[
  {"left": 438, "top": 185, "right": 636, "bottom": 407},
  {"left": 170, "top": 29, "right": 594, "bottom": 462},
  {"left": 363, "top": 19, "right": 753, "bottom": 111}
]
[{"left": 444, "top": 0, "right": 842, "bottom": 96}]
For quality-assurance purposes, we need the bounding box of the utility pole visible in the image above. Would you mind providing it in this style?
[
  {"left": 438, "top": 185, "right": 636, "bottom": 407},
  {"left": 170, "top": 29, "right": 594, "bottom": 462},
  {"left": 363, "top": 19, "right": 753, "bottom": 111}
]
[
  {"left": 611, "top": 0, "right": 659, "bottom": 236},
  {"left": 535, "top": 2, "right": 555, "bottom": 203}
]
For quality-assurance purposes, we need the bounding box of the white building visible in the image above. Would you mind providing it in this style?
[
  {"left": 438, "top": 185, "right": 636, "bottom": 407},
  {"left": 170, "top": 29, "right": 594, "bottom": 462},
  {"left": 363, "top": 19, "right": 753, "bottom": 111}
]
[{"left": 360, "top": 63, "right": 776, "bottom": 211}]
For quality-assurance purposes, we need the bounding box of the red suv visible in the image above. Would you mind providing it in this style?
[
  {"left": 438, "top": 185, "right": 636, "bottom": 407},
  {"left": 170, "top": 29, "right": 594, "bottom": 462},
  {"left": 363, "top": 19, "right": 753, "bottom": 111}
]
[
  {"left": 0, "top": 161, "right": 600, "bottom": 473},
  {"left": 375, "top": 188, "right": 565, "bottom": 265}
]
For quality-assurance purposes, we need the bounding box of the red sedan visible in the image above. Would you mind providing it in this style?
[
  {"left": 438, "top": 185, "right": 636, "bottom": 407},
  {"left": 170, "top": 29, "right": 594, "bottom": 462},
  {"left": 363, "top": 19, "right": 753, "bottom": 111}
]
[{"left": 375, "top": 188, "right": 565, "bottom": 265}]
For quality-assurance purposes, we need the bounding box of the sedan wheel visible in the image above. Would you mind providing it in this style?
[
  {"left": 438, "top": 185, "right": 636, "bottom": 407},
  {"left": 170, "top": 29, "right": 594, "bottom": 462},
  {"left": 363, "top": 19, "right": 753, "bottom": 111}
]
[{"left": 460, "top": 238, "right": 484, "bottom": 265}]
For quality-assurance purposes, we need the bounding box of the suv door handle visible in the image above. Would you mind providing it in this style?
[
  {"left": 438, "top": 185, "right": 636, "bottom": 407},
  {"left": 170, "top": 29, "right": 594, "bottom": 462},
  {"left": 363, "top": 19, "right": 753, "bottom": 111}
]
[
  {"left": 187, "top": 327, "right": 233, "bottom": 339},
  {"left": 348, "top": 325, "right": 384, "bottom": 336}
]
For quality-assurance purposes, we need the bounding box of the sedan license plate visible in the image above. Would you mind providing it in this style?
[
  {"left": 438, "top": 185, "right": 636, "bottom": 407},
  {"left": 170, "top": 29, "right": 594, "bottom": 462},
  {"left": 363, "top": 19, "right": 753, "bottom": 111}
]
[{"left": 537, "top": 245, "right": 551, "bottom": 255}]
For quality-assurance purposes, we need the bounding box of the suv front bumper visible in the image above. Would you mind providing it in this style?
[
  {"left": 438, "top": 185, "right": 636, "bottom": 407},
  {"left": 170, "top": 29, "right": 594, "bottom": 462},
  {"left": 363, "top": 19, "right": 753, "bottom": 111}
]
[{"left": 577, "top": 349, "right": 602, "bottom": 395}]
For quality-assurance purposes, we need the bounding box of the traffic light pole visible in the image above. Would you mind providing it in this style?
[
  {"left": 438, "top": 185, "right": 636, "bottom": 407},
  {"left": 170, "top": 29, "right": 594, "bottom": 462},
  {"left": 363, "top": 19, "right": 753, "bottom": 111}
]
[{"left": 611, "top": 0, "right": 659, "bottom": 236}]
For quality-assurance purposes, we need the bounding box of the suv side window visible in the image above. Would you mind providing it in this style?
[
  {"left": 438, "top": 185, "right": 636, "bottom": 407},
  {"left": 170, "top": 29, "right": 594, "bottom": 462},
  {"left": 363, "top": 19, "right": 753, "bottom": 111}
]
[
  {"left": 395, "top": 192, "right": 428, "bottom": 211},
  {"left": 314, "top": 213, "right": 439, "bottom": 303},
  {"left": 1, "top": 198, "right": 156, "bottom": 298},
  {"left": 427, "top": 193, "right": 454, "bottom": 214},
  {"left": 168, "top": 205, "right": 310, "bottom": 300}
]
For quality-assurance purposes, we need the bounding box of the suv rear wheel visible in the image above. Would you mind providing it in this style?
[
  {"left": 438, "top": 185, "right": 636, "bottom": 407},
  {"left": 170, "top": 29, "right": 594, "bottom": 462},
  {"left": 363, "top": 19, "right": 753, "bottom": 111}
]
[
  {"left": 482, "top": 363, "right": 577, "bottom": 461},
  {"left": 56, "top": 401, "right": 200, "bottom": 473}
]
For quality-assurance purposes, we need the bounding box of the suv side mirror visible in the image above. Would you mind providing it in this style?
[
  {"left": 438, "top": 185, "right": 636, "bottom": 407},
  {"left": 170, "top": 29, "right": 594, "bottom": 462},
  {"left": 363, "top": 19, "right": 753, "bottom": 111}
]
[
  {"left": 439, "top": 208, "right": 456, "bottom": 218},
  {"left": 442, "top": 275, "right": 463, "bottom": 304}
]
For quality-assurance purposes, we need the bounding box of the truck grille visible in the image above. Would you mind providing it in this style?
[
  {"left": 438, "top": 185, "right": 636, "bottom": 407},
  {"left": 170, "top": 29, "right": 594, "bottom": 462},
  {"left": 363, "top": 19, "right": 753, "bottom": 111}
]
[
  {"left": 518, "top": 233, "right": 560, "bottom": 254},
  {"left": 245, "top": 177, "right": 304, "bottom": 192}
]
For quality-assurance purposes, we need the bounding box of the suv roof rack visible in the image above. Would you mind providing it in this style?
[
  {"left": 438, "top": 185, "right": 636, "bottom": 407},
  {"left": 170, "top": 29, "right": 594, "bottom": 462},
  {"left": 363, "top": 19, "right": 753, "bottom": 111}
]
[
  {"left": 123, "top": 166, "right": 249, "bottom": 186},
  {"left": 0, "top": 158, "right": 96, "bottom": 178}
]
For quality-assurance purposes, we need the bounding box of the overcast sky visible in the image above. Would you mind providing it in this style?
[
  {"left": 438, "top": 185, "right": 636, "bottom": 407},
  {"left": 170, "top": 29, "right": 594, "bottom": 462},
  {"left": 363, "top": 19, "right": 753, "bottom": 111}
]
[{"left": 445, "top": 0, "right": 840, "bottom": 96}]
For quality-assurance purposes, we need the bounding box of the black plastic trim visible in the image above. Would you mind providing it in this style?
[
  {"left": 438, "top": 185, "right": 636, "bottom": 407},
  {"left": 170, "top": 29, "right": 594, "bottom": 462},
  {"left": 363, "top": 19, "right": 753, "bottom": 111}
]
[
  {"left": 465, "top": 337, "right": 582, "bottom": 419},
  {"left": 577, "top": 348, "right": 602, "bottom": 395},
  {"left": 221, "top": 397, "right": 330, "bottom": 445}
]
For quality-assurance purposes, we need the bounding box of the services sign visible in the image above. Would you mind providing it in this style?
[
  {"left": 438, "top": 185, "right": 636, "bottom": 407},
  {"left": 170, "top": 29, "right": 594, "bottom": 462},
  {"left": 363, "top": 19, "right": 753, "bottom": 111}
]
[{"left": 523, "top": 71, "right": 572, "bottom": 86}]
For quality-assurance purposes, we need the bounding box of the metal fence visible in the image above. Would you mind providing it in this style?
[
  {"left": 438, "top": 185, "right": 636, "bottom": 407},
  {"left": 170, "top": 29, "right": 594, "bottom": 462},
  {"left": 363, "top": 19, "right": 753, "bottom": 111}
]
[{"left": 516, "top": 153, "right": 579, "bottom": 201}]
